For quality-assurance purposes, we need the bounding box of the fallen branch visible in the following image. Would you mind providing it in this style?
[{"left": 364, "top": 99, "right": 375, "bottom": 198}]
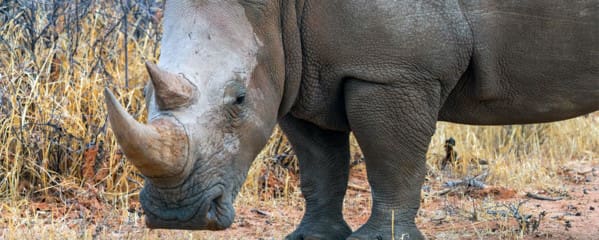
[
  {"left": 436, "top": 189, "right": 452, "bottom": 196},
  {"left": 348, "top": 184, "right": 370, "bottom": 193},
  {"left": 443, "top": 171, "right": 489, "bottom": 189},
  {"left": 526, "top": 192, "right": 564, "bottom": 201},
  {"left": 576, "top": 169, "right": 593, "bottom": 175},
  {"left": 501, "top": 200, "right": 545, "bottom": 234},
  {"left": 251, "top": 208, "right": 270, "bottom": 216}
]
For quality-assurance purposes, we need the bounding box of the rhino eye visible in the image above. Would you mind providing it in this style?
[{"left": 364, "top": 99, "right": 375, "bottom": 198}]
[
  {"left": 224, "top": 81, "right": 246, "bottom": 106},
  {"left": 234, "top": 94, "right": 246, "bottom": 105}
]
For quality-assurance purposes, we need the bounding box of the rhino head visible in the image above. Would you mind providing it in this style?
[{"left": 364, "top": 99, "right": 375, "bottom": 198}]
[{"left": 105, "top": 0, "right": 292, "bottom": 230}]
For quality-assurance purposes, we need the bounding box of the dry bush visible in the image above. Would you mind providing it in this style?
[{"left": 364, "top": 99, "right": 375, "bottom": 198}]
[{"left": 0, "top": 0, "right": 163, "bottom": 203}]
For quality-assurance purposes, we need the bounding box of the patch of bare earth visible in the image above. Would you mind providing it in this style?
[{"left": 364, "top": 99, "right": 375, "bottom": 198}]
[{"left": 418, "top": 163, "right": 599, "bottom": 240}]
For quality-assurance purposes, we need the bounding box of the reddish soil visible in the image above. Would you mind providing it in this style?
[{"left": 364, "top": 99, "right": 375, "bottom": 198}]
[
  {"left": 419, "top": 170, "right": 599, "bottom": 240},
  {"left": 2, "top": 163, "right": 597, "bottom": 239}
]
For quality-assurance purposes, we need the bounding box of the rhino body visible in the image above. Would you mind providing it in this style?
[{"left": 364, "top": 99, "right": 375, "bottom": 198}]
[{"left": 105, "top": 1, "right": 599, "bottom": 239}]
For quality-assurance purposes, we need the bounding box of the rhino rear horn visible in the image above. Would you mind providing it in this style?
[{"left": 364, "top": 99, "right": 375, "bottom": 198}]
[
  {"left": 146, "top": 62, "right": 196, "bottom": 110},
  {"left": 104, "top": 88, "right": 188, "bottom": 178}
]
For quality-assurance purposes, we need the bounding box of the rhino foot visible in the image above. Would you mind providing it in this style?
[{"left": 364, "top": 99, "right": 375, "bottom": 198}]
[
  {"left": 347, "top": 224, "right": 424, "bottom": 240},
  {"left": 285, "top": 220, "right": 351, "bottom": 240}
]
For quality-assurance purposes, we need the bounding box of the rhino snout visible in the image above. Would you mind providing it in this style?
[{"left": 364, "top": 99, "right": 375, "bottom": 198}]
[{"left": 142, "top": 184, "right": 235, "bottom": 230}]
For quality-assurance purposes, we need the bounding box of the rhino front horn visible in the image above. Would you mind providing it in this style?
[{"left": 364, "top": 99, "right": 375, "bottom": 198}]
[
  {"left": 104, "top": 88, "right": 189, "bottom": 178},
  {"left": 146, "top": 62, "right": 196, "bottom": 110}
]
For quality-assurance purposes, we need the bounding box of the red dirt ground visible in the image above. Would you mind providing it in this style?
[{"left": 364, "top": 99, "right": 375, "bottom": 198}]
[
  {"left": 2, "top": 163, "right": 597, "bottom": 239},
  {"left": 200, "top": 163, "right": 599, "bottom": 239}
]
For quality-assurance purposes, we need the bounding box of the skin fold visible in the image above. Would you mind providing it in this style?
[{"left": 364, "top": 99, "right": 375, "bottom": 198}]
[{"left": 105, "top": 0, "right": 599, "bottom": 239}]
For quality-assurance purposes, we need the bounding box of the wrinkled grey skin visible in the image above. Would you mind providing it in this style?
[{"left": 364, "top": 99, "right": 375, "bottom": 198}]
[{"left": 110, "top": 0, "right": 599, "bottom": 239}]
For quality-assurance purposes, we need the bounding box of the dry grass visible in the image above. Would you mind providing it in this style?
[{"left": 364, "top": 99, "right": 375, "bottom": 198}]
[
  {"left": 428, "top": 119, "right": 598, "bottom": 190},
  {"left": 0, "top": 1, "right": 597, "bottom": 239},
  {"left": 0, "top": 0, "right": 161, "bottom": 202}
]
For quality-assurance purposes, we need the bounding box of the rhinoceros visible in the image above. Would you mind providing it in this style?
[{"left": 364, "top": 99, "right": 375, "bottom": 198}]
[{"left": 104, "top": 0, "right": 599, "bottom": 239}]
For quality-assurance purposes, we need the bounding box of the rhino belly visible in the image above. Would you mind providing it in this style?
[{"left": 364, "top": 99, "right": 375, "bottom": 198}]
[{"left": 439, "top": 0, "right": 599, "bottom": 124}]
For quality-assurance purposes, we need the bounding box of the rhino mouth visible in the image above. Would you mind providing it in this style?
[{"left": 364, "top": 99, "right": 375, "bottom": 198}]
[
  {"left": 141, "top": 183, "right": 235, "bottom": 230},
  {"left": 204, "top": 193, "right": 235, "bottom": 230}
]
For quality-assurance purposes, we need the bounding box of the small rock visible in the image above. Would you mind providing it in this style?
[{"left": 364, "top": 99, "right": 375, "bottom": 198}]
[
  {"left": 565, "top": 220, "right": 572, "bottom": 230},
  {"left": 431, "top": 210, "right": 447, "bottom": 224}
]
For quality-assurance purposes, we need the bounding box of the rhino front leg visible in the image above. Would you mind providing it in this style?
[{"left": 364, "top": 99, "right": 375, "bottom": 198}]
[
  {"left": 345, "top": 79, "right": 442, "bottom": 240},
  {"left": 279, "top": 115, "right": 352, "bottom": 240}
]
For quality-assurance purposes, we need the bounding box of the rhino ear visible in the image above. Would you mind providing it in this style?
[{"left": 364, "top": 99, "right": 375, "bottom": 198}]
[{"left": 146, "top": 62, "right": 196, "bottom": 110}]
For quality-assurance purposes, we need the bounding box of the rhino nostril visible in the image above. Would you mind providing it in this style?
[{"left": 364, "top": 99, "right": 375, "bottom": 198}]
[{"left": 207, "top": 194, "right": 222, "bottom": 220}]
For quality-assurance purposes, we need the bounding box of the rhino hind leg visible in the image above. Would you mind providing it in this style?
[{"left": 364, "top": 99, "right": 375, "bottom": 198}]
[
  {"left": 279, "top": 115, "right": 352, "bottom": 240},
  {"left": 344, "top": 79, "right": 442, "bottom": 240}
]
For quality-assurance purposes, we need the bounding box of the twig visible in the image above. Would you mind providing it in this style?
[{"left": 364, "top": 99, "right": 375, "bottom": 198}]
[
  {"left": 251, "top": 208, "right": 270, "bottom": 216},
  {"left": 120, "top": 0, "right": 130, "bottom": 88},
  {"left": 526, "top": 192, "right": 564, "bottom": 201},
  {"left": 127, "top": 177, "right": 143, "bottom": 188},
  {"left": 348, "top": 183, "right": 370, "bottom": 193},
  {"left": 436, "top": 189, "right": 452, "bottom": 196}
]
